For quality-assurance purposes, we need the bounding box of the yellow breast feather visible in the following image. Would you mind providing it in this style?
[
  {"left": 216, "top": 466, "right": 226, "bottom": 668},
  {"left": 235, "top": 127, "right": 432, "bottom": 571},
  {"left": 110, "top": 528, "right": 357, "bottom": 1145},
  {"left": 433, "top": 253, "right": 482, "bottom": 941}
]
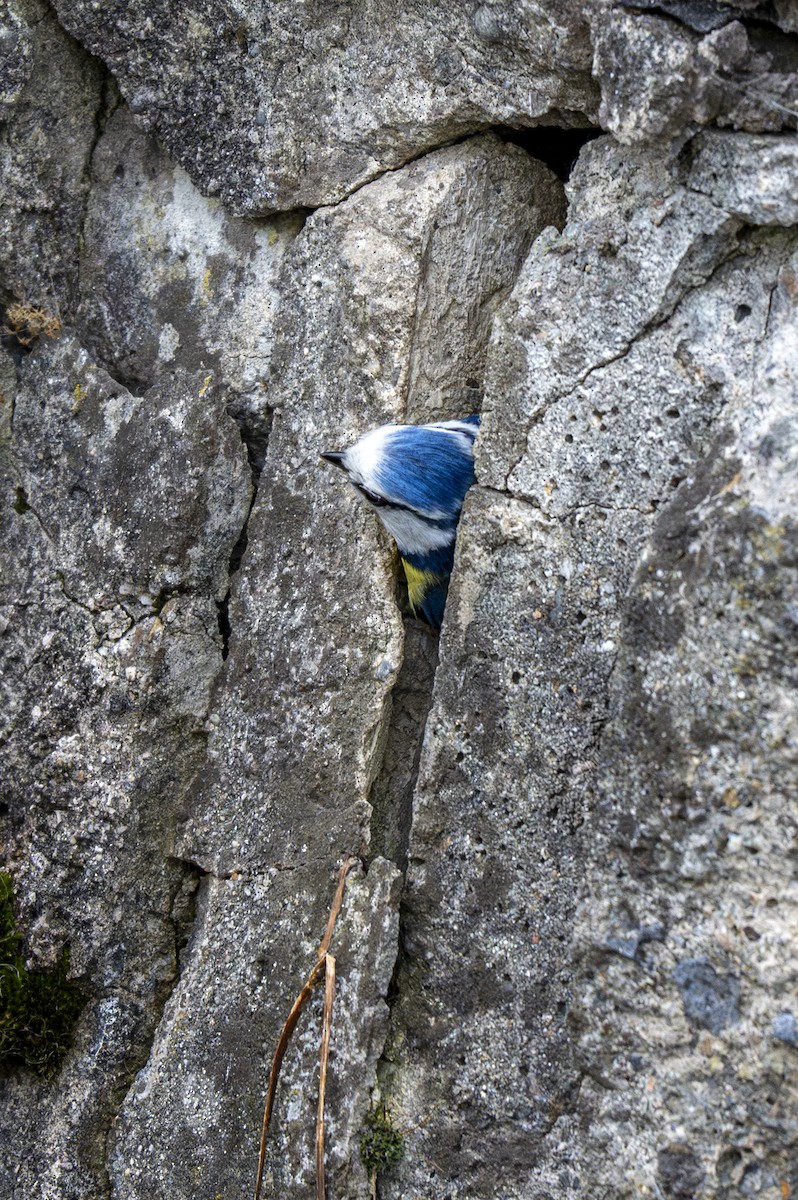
[{"left": 401, "top": 560, "right": 441, "bottom": 612}]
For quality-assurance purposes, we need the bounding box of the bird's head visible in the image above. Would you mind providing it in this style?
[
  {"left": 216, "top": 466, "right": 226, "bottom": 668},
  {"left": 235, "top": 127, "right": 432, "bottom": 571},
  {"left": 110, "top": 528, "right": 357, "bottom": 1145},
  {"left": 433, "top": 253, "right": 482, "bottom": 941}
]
[{"left": 321, "top": 418, "right": 479, "bottom": 555}]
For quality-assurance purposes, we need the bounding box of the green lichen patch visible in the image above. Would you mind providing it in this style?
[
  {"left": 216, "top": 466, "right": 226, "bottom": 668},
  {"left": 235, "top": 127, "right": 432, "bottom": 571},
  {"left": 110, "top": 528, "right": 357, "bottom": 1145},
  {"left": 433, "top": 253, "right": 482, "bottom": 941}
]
[
  {"left": 360, "top": 1104, "right": 404, "bottom": 1177},
  {"left": 0, "top": 873, "right": 84, "bottom": 1075}
]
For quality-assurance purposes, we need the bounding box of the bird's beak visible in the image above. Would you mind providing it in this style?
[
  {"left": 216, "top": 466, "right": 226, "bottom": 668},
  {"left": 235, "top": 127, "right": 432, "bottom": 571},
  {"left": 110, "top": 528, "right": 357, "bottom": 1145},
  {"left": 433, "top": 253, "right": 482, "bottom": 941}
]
[{"left": 320, "top": 451, "right": 348, "bottom": 472}]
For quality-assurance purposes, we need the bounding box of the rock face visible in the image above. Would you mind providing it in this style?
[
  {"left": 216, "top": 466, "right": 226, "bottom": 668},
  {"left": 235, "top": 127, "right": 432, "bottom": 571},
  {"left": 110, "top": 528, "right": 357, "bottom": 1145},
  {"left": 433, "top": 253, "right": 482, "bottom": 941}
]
[
  {"left": 0, "top": 0, "right": 105, "bottom": 315},
  {"left": 384, "top": 133, "right": 798, "bottom": 1197},
  {"left": 50, "top": 0, "right": 598, "bottom": 214},
  {"left": 1, "top": 1, "right": 797, "bottom": 1199},
  {"left": 117, "top": 138, "right": 563, "bottom": 1200},
  {"left": 76, "top": 105, "right": 303, "bottom": 461},
  {"left": 592, "top": 7, "right": 798, "bottom": 145},
  {"left": 0, "top": 341, "right": 251, "bottom": 1199}
]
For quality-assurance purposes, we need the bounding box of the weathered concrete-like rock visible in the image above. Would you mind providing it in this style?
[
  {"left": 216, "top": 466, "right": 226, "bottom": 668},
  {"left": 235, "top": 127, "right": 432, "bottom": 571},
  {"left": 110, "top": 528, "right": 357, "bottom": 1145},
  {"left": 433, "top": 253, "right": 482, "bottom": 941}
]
[
  {"left": 688, "top": 129, "right": 798, "bottom": 226},
  {"left": 51, "top": 0, "right": 598, "bottom": 214},
  {"left": 113, "top": 860, "right": 401, "bottom": 1200},
  {"left": 382, "top": 134, "right": 798, "bottom": 1197},
  {"left": 111, "top": 137, "right": 565, "bottom": 1200},
  {"left": 0, "top": 340, "right": 250, "bottom": 1200},
  {"left": 181, "top": 135, "right": 565, "bottom": 881},
  {"left": 2, "top": 0, "right": 798, "bottom": 1195},
  {"left": 480, "top": 138, "right": 740, "bottom": 495},
  {"left": 48, "top": 0, "right": 797, "bottom": 219},
  {"left": 561, "top": 240, "right": 798, "bottom": 1195},
  {"left": 77, "top": 106, "right": 302, "bottom": 460},
  {"left": 0, "top": 0, "right": 105, "bottom": 314},
  {"left": 591, "top": 6, "right": 798, "bottom": 147}
]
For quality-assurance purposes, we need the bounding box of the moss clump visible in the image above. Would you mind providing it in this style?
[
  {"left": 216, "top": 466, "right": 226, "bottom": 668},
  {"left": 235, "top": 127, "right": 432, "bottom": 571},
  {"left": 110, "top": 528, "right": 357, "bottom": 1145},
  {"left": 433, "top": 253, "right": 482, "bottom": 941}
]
[
  {"left": 360, "top": 1104, "right": 404, "bottom": 1177},
  {"left": 3, "top": 303, "right": 61, "bottom": 347},
  {"left": 0, "top": 873, "right": 84, "bottom": 1075}
]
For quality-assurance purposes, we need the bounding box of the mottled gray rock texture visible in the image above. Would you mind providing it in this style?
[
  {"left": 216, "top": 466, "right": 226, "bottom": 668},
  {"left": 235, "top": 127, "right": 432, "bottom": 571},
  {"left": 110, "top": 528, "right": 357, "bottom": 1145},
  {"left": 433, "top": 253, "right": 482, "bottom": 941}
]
[
  {"left": 50, "top": 0, "right": 598, "bottom": 214},
  {"left": 113, "top": 860, "right": 402, "bottom": 1200},
  {"left": 0, "top": 0, "right": 106, "bottom": 314},
  {"left": 43, "top": 0, "right": 798, "bottom": 214},
  {"left": 381, "top": 136, "right": 798, "bottom": 1197},
  {"left": 0, "top": 341, "right": 250, "bottom": 1199},
  {"left": 1, "top": 1, "right": 797, "bottom": 1198},
  {"left": 592, "top": 7, "right": 798, "bottom": 146},
  {"left": 77, "top": 106, "right": 302, "bottom": 459},
  {"left": 142, "top": 137, "right": 562, "bottom": 1200}
]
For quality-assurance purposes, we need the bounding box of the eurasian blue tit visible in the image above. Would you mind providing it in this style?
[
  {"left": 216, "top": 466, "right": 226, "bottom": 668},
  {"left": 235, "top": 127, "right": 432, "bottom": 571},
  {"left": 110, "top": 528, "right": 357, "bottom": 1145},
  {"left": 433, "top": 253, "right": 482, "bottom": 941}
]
[{"left": 321, "top": 416, "right": 479, "bottom": 629}]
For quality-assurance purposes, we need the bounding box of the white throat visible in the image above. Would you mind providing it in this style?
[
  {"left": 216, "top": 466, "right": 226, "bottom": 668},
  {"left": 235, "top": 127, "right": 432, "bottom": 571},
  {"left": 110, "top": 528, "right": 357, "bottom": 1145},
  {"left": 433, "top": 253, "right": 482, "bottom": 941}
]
[{"left": 375, "top": 506, "right": 453, "bottom": 555}]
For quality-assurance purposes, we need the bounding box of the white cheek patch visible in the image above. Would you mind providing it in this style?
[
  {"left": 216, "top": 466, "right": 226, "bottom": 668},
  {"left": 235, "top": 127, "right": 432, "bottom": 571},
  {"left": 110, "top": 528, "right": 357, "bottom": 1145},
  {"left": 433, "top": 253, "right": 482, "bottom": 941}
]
[
  {"left": 376, "top": 507, "right": 453, "bottom": 555},
  {"left": 344, "top": 425, "right": 398, "bottom": 492}
]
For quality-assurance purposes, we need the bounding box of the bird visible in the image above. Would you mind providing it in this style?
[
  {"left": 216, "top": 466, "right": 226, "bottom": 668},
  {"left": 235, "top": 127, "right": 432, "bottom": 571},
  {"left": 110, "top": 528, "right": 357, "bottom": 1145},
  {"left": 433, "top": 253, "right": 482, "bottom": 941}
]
[{"left": 321, "top": 416, "right": 480, "bottom": 630}]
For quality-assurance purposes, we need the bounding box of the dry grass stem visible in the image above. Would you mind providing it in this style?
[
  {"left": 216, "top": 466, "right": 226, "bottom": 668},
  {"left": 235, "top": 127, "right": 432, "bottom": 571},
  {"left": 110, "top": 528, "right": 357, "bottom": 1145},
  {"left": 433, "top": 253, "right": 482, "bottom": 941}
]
[
  {"left": 315, "top": 953, "right": 336, "bottom": 1200},
  {"left": 253, "top": 856, "right": 357, "bottom": 1200}
]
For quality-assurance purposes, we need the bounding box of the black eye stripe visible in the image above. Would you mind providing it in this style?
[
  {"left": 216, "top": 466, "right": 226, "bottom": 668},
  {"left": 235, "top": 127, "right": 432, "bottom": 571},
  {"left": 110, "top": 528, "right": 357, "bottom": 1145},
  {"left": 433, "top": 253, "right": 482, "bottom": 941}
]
[
  {"left": 351, "top": 481, "right": 458, "bottom": 528},
  {"left": 353, "top": 482, "right": 390, "bottom": 508},
  {"left": 353, "top": 481, "right": 422, "bottom": 513}
]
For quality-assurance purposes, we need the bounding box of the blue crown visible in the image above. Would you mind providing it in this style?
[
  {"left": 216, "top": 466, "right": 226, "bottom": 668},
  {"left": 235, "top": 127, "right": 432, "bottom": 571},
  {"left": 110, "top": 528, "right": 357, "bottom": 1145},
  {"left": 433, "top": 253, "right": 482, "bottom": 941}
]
[{"left": 375, "top": 418, "right": 479, "bottom": 522}]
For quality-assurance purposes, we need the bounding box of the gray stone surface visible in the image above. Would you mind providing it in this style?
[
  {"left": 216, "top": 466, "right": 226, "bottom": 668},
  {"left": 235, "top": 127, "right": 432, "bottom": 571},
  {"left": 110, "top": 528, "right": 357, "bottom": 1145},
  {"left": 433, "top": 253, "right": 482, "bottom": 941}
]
[
  {"left": 119, "top": 137, "right": 562, "bottom": 1200},
  {"left": 558, "top": 235, "right": 798, "bottom": 1196},
  {"left": 772, "top": 1012, "right": 798, "bottom": 1046},
  {"left": 0, "top": 341, "right": 250, "bottom": 1199},
  {"left": 77, "top": 106, "right": 302, "bottom": 458},
  {"left": 50, "top": 0, "right": 599, "bottom": 213},
  {"left": 479, "top": 136, "right": 742, "bottom": 495},
  {"left": 688, "top": 130, "right": 798, "bottom": 225},
  {"left": 381, "top": 135, "right": 798, "bottom": 1198},
  {"left": 46, "top": 0, "right": 798, "bottom": 216},
  {"left": 592, "top": 7, "right": 798, "bottom": 147},
  {"left": 179, "top": 136, "right": 563, "bottom": 880},
  {"left": 2, "top": 2, "right": 798, "bottom": 1198},
  {"left": 0, "top": 0, "right": 105, "bottom": 315},
  {"left": 112, "top": 860, "right": 401, "bottom": 1200}
]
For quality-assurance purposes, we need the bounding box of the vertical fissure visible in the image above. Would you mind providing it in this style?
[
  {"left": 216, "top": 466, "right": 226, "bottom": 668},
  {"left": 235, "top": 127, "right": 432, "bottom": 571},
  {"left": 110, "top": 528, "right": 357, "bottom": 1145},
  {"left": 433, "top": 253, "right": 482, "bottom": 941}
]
[
  {"left": 361, "top": 612, "right": 441, "bottom": 1196},
  {"left": 216, "top": 408, "right": 272, "bottom": 659},
  {"left": 367, "top": 618, "right": 439, "bottom": 874},
  {"left": 99, "top": 857, "right": 207, "bottom": 1198},
  {"left": 359, "top": 145, "right": 584, "bottom": 1193}
]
